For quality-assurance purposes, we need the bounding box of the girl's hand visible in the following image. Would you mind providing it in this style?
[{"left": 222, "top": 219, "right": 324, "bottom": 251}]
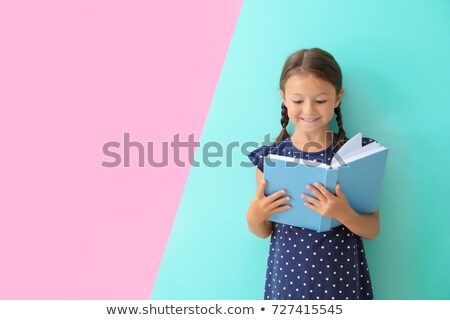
[
  {"left": 247, "top": 179, "right": 291, "bottom": 226},
  {"left": 301, "top": 182, "right": 356, "bottom": 223}
]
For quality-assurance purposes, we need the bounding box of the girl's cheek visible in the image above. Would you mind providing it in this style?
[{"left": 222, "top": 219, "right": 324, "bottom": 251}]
[{"left": 287, "top": 108, "right": 296, "bottom": 119}]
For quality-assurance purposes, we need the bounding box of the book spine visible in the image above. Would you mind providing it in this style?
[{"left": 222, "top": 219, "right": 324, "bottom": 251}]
[{"left": 322, "top": 169, "right": 341, "bottom": 231}]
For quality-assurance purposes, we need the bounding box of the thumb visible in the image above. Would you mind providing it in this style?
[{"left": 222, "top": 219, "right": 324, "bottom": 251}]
[
  {"left": 335, "top": 184, "right": 347, "bottom": 200},
  {"left": 257, "top": 179, "right": 266, "bottom": 198}
]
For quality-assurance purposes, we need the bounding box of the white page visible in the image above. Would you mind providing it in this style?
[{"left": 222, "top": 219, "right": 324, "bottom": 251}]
[
  {"left": 332, "top": 145, "right": 386, "bottom": 168},
  {"left": 330, "top": 132, "right": 362, "bottom": 168},
  {"left": 267, "top": 154, "right": 330, "bottom": 169},
  {"left": 340, "top": 141, "right": 381, "bottom": 160}
]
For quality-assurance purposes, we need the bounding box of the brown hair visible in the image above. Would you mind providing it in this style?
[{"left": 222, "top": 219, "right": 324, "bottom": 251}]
[{"left": 275, "top": 48, "right": 347, "bottom": 151}]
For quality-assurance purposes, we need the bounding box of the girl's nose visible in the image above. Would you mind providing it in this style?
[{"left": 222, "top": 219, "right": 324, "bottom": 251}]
[{"left": 303, "top": 100, "right": 314, "bottom": 112}]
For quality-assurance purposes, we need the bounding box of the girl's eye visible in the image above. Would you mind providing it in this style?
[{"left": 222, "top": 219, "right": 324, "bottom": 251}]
[{"left": 293, "top": 100, "right": 327, "bottom": 104}]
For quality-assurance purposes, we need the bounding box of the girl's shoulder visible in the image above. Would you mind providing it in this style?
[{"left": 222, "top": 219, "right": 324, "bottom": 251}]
[
  {"left": 247, "top": 138, "right": 292, "bottom": 173},
  {"left": 362, "top": 136, "right": 378, "bottom": 146},
  {"left": 249, "top": 137, "right": 291, "bottom": 156}
]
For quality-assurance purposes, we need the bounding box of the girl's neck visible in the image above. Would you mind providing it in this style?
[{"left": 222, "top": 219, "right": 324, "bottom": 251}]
[{"left": 290, "top": 129, "right": 334, "bottom": 153}]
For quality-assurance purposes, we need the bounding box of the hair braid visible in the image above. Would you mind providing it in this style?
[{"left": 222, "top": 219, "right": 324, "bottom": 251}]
[
  {"left": 275, "top": 103, "right": 290, "bottom": 143},
  {"left": 333, "top": 104, "right": 348, "bottom": 152}
]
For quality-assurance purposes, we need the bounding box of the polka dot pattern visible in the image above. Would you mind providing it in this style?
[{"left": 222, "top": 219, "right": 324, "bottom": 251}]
[
  {"left": 248, "top": 135, "right": 377, "bottom": 300},
  {"left": 264, "top": 224, "right": 373, "bottom": 300}
]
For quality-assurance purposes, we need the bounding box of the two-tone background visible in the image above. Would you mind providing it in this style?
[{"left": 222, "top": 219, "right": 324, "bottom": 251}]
[{"left": 1, "top": 0, "right": 449, "bottom": 300}]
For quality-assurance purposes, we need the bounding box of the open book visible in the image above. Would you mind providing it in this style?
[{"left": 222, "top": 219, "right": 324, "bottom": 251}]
[{"left": 263, "top": 133, "right": 388, "bottom": 232}]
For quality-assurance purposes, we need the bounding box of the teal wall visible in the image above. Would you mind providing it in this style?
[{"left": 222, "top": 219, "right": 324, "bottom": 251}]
[{"left": 152, "top": 0, "right": 450, "bottom": 299}]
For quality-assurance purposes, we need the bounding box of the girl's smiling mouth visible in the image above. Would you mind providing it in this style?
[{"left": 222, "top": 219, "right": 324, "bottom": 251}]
[{"left": 300, "top": 117, "right": 321, "bottom": 122}]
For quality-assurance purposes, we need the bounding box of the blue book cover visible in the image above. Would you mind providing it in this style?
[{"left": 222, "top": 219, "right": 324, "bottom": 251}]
[{"left": 263, "top": 133, "right": 389, "bottom": 232}]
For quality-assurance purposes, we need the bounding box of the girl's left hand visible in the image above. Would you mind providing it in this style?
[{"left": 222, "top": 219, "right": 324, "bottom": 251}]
[{"left": 301, "top": 182, "right": 355, "bottom": 222}]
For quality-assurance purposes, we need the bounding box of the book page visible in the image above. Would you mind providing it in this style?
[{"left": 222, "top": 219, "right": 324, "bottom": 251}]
[
  {"left": 333, "top": 145, "right": 387, "bottom": 168},
  {"left": 330, "top": 132, "right": 362, "bottom": 168},
  {"left": 342, "top": 141, "right": 381, "bottom": 159},
  {"left": 267, "top": 154, "right": 330, "bottom": 169}
]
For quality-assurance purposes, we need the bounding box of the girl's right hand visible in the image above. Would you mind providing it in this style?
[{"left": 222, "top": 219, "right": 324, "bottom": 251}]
[{"left": 246, "top": 179, "right": 291, "bottom": 227}]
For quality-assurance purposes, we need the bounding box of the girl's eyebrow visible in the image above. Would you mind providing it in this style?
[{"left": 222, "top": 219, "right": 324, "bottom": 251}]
[{"left": 291, "top": 92, "right": 330, "bottom": 96}]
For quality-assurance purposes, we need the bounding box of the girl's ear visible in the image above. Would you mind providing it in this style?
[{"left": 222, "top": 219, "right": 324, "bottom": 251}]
[{"left": 336, "top": 88, "right": 344, "bottom": 108}]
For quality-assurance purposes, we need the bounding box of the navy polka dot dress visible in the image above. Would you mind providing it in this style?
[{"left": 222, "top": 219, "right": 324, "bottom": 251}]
[{"left": 248, "top": 134, "right": 376, "bottom": 300}]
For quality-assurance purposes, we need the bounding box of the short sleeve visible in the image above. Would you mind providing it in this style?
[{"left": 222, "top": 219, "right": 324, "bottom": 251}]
[{"left": 247, "top": 145, "right": 272, "bottom": 173}]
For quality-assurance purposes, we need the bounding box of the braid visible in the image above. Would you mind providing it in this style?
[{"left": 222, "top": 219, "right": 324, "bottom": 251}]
[
  {"left": 275, "top": 103, "right": 290, "bottom": 143},
  {"left": 333, "top": 104, "right": 348, "bottom": 152}
]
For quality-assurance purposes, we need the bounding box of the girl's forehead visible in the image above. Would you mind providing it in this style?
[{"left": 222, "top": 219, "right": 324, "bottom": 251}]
[{"left": 284, "top": 74, "right": 335, "bottom": 95}]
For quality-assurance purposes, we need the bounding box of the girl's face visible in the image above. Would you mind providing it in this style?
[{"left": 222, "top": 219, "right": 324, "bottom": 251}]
[{"left": 281, "top": 73, "right": 343, "bottom": 135}]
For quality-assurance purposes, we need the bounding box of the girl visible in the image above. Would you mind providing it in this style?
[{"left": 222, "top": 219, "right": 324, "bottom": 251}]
[{"left": 246, "top": 48, "right": 380, "bottom": 300}]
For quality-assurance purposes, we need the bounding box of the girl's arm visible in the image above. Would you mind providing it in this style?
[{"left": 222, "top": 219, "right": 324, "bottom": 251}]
[
  {"left": 246, "top": 169, "right": 290, "bottom": 239},
  {"left": 339, "top": 209, "right": 380, "bottom": 240}
]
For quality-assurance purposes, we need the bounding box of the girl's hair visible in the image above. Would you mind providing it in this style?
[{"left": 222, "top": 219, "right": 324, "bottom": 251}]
[{"left": 275, "top": 48, "right": 348, "bottom": 151}]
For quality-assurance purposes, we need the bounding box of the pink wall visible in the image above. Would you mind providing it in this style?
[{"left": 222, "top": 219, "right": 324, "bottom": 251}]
[{"left": 0, "top": 0, "right": 243, "bottom": 299}]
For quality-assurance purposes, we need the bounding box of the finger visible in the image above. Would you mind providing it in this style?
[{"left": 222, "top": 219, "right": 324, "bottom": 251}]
[
  {"left": 335, "top": 184, "right": 347, "bottom": 200},
  {"left": 269, "top": 203, "right": 291, "bottom": 216},
  {"left": 267, "top": 188, "right": 286, "bottom": 202},
  {"left": 305, "top": 184, "right": 327, "bottom": 202},
  {"left": 313, "top": 182, "right": 333, "bottom": 200},
  {"left": 256, "top": 179, "right": 266, "bottom": 198},
  {"left": 301, "top": 193, "right": 320, "bottom": 206},
  {"left": 269, "top": 195, "right": 291, "bottom": 210},
  {"left": 304, "top": 201, "right": 323, "bottom": 215}
]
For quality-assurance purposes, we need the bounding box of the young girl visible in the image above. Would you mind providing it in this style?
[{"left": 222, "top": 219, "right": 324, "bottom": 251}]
[{"left": 246, "top": 48, "right": 380, "bottom": 300}]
